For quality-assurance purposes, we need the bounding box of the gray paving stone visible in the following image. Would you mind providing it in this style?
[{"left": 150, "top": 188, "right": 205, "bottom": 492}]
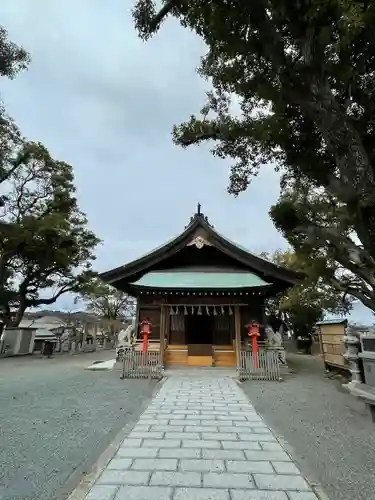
[
  {"left": 222, "top": 441, "right": 261, "bottom": 450},
  {"left": 229, "top": 411, "right": 258, "bottom": 416},
  {"left": 200, "top": 411, "right": 229, "bottom": 416},
  {"left": 230, "top": 491, "right": 289, "bottom": 500},
  {"left": 168, "top": 414, "right": 194, "bottom": 420},
  {"left": 239, "top": 433, "right": 277, "bottom": 442},
  {"left": 170, "top": 419, "right": 199, "bottom": 426},
  {"left": 204, "top": 433, "right": 238, "bottom": 441},
  {"left": 114, "top": 486, "right": 173, "bottom": 500},
  {"left": 165, "top": 432, "right": 201, "bottom": 440},
  {"left": 203, "top": 472, "right": 254, "bottom": 489},
  {"left": 217, "top": 415, "right": 246, "bottom": 421},
  {"left": 250, "top": 427, "right": 274, "bottom": 434},
  {"left": 143, "top": 439, "right": 181, "bottom": 448},
  {"left": 225, "top": 460, "right": 274, "bottom": 474},
  {"left": 117, "top": 447, "right": 158, "bottom": 458},
  {"left": 132, "top": 424, "right": 150, "bottom": 432},
  {"left": 180, "top": 459, "right": 225, "bottom": 472},
  {"left": 141, "top": 419, "right": 170, "bottom": 426},
  {"left": 159, "top": 448, "right": 202, "bottom": 459},
  {"left": 132, "top": 459, "right": 178, "bottom": 471},
  {"left": 173, "top": 410, "right": 201, "bottom": 415},
  {"left": 253, "top": 474, "right": 311, "bottom": 491},
  {"left": 183, "top": 440, "right": 221, "bottom": 449},
  {"left": 97, "top": 470, "right": 150, "bottom": 485},
  {"left": 244, "top": 415, "right": 263, "bottom": 421},
  {"left": 152, "top": 425, "right": 185, "bottom": 432},
  {"left": 271, "top": 461, "right": 300, "bottom": 474},
  {"left": 287, "top": 493, "right": 319, "bottom": 500},
  {"left": 189, "top": 414, "right": 214, "bottom": 420},
  {"left": 232, "top": 421, "right": 256, "bottom": 428},
  {"left": 259, "top": 442, "right": 283, "bottom": 451},
  {"left": 150, "top": 471, "right": 201, "bottom": 487},
  {"left": 244, "top": 450, "right": 291, "bottom": 462},
  {"left": 85, "top": 484, "right": 119, "bottom": 500},
  {"left": 106, "top": 458, "right": 133, "bottom": 470},
  {"left": 203, "top": 420, "right": 233, "bottom": 426},
  {"left": 203, "top": 449, "right": 246, "bottom": 460},
  {"left": 174, "top": 488, "right": 230, "bottom": 500},
  {"left": 145, "top": 409, "right": 172, "bottom": 414},
  {"left": 121, "top": 438, "right": 142, "bottom": 448},
  {"left": 185, "top": 426, "right": 218, "bottom": 433},
  {"left": 130, "top": 431, "right": 164, "bottom": 439}
]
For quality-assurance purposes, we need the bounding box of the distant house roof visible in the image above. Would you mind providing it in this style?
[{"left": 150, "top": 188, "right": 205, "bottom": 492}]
[
  {"left": 316, "top": 319, "right": 348, "bottom": 326},
  {"left": 19, "top": 319, "right": 65, "bottom": 333}
]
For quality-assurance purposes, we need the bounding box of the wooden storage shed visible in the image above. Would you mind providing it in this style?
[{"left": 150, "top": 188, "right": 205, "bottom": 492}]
[{"left": 316, "top": 319, "right": 348, "bottom": 370}]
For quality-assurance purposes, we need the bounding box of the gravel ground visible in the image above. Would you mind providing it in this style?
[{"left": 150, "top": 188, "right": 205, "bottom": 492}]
[
  {"left": 0, "top": 352, "right": 158, "bottom": 500},
  {"left": 241, "top": 353, "right": 375, "bottom": 500}
]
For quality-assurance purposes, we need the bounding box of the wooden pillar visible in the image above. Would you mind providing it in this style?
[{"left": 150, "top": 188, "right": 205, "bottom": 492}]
[
  {"left": 134, "top": 298, "right": 140, "bottom": 339},
  {"left": 234, "top": 305, "right": 241, "bottom": 367},
  {"left": 160, "top": 305, "right": 166, "bottom": 366},
  {"left": 165, "top": 307, "right": 171, "bottom": 345}
]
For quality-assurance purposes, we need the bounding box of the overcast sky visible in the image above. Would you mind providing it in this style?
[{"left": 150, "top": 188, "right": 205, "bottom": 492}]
[{"left": 0, "top": 1, "right": 372, "bottom": 323}]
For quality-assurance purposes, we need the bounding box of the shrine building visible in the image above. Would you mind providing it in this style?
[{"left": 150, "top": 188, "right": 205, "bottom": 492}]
[{"left": 99, "top": 207, "right": 301, "bottom": 367}]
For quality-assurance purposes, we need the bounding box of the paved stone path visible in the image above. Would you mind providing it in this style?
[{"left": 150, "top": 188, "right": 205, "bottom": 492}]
[{"left": 84, "top": 376, "right": 320, "bottom": 500}]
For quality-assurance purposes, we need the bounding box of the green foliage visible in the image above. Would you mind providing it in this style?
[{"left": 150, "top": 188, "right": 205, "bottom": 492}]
[
  {"left": 133, "top": 0, "right": 375, "bottom": 311},
  {"left": 0, "top": 26, "right": 30, "bottom": 79},
  {"left": 0, "top": 142, "right": 100, "bottom": 325},
  {"left": 80, "top": 279, "right": 136, "bottom": 320},
  {"left": 262, "top": 249, "right": 353, "bottom": 337},
  {"left": 0, "top": 26, "right": 99, "bottom": 327}
]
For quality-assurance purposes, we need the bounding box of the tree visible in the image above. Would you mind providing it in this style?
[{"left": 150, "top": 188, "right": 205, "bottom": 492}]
[
  {"left": 270, "top": 172, "right": 375, "bottom": 313},
  {"left": 133, "top": 0, "right": 375, "bottom": 311},
  {"left": 0, "top": 142, "right": 100, "bottom": 326},
  {"left": 262, "top": 249, "right": 353, "bottom": 338},
  {"left": 0, "top": 26, "right": 30, "bottom": 195},
  {"left": 0, "top": 26, "right": 30, "bottom": 79},
  {"left": 80, "top": 279, "right": 136, "bottom": 320}
]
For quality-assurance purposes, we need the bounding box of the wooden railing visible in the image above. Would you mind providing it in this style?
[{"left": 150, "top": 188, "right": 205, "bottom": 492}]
[
  {"left": 121, "top": 351, "right": 164, "bottom": 379},
  {"left": 238, "top": 350, "right": 281, "bottom": 381}
]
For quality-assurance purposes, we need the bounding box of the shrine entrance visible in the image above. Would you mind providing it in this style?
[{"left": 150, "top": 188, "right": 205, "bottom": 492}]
[{"left": 185, "top": 313, "right": 214, "bottom": 345}]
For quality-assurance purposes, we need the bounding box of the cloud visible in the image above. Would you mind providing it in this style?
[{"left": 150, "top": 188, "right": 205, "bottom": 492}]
[{"left": 0, "top": 0, "right": 288, "bottom": 310}]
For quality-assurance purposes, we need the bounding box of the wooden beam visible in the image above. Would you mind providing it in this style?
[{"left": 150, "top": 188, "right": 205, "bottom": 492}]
[
  {"left": 134, "top": 299, "right": 140, "bottom": 339},
  {"left": 160, "top": 305, "right": 166, "bottom": 366},
  {"left": 234, "top": 305, "right": 241, "bottom": 369}
]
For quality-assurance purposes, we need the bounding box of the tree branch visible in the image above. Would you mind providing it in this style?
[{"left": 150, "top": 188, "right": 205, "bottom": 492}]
[
  {"left": 29, "top": 284, "right": 75, "bottom": 307},
  {"left": 296, "top": 223, "right": 375, "bottom": 288},
  {"left": 150, "top": 0, "right": 178, "bottom": 32}
]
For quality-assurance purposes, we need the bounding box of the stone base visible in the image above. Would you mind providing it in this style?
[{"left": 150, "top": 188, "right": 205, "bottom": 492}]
[{"left": 348, "top": 382, "right": 375, "bottom": 421}]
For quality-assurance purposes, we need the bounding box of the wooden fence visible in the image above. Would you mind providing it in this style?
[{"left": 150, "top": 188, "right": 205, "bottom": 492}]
[
  {"left": 238, "top": 350, "right": 281, "bottom": 381},
  {"left": 121, "top": 350, "right": 163, "bottom": 379}
]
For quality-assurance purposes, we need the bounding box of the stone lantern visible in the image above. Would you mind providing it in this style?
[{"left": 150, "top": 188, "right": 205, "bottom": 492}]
[{"left": 343, "top": 325, "right": 363, "bottom": 388}]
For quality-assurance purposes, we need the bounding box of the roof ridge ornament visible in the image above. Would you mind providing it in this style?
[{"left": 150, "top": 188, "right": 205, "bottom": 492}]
[{"left": 187, "top": 235, "right": 212, "bottom": 249}]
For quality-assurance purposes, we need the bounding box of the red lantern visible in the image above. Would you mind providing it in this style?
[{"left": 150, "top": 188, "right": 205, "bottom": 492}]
[
  {"left": 247, "top": 321, "right": 261, "bottom": 368},
  {"left": 140, "top": 318, "right": 152, "bottom": 353}
]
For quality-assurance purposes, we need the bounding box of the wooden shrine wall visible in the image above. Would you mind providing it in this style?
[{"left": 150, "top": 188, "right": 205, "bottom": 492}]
[{"left": 138, "top": 294, "right": 264, "bottom": 345}]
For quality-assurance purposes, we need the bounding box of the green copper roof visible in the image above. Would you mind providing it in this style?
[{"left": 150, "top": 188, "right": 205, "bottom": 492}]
[{"left": 131, "top": 271, "right": 270, "bottom": 289}]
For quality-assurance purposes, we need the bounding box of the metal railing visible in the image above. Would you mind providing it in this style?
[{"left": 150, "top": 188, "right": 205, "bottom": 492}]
[
  {"left": 121, "top": 350, "right": 164, "bottom": 379},
  {"left": 238, "top": 350, "right": 281, "bottom": 381}
]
